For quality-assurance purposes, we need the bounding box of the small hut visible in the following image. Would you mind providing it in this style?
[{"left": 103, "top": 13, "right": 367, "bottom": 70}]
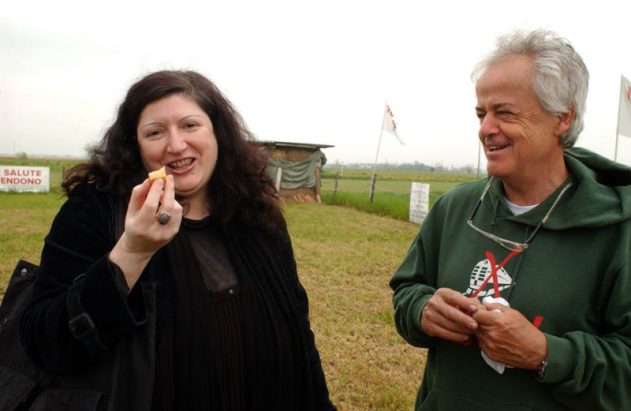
[{"left": 260, "top": 141, "right": 333, "bottom": 202}]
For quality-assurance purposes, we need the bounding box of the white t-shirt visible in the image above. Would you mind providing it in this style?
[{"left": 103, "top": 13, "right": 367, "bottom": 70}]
[{"left": 503, "top": 197, "right": 538, "bottom": 216}]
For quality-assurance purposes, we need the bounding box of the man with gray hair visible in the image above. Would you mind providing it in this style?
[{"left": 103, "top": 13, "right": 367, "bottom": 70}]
[{"left": 391, "top": 29, "right": 631, "bottom": 410}]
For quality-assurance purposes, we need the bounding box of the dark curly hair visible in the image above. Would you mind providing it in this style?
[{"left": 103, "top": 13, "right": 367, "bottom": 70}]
[{"left": 63, "top": 70, "right": 283, "bottom": 233}]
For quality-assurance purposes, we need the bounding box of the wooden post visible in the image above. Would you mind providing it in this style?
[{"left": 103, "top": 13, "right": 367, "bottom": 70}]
[
  {"left": 275, "top": 167, "right": 282, "bottom": 193},
  {"left": 334, "top": 171, "right": 339, "bottom": 195},
  {"left": 369, "top": 173, "right": 377, "bottom": 203},
  {"left": 315, "top": 165, "right": 322, "bottom": 203}
]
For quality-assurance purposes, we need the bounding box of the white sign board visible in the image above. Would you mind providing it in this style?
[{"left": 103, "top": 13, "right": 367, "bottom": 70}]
[
  {"left": 0, "top": 166, "right": 50, "bottom": 192},
  {"left": 409, "top": 182, "right": 430, "bottom": 224}
]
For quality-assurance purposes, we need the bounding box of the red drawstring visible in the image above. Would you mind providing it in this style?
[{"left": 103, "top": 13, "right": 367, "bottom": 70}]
[{"left": 532, "top": 315, "right": 544, "bottom": 329}]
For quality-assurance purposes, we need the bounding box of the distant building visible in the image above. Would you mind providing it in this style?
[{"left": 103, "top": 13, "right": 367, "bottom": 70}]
[{"left": 260, "top": 141, "right": 333, "bottom": 202}]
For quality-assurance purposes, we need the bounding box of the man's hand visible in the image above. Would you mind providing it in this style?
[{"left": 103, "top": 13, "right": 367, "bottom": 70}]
[
  {"left": 421, "top": 288, "right": 483, "bottom": 344},
  {"left": 473, "top": 303, "right": 547, "bottom": 369}
]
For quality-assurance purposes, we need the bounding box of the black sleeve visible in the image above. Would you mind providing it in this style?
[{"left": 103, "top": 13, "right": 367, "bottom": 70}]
[{"left": 20, "top": 184, "right": 147, "bottom": 374}]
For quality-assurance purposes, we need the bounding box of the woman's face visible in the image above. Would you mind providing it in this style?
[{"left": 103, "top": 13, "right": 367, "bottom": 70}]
[{"left": 136, "top": 93, "right": 218, "bottom": 204}]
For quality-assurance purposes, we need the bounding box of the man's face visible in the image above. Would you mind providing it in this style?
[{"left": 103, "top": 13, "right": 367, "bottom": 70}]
[{"left": 475, "top": 55, "right": 568, "bottom": 184}]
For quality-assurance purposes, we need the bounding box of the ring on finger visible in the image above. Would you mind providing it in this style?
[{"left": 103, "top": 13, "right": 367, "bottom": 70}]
[{"left": 157, "top": 211, "right": 171, "bottom": 225}]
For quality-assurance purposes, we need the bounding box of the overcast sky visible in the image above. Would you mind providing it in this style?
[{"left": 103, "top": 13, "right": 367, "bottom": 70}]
[{"left": 2, "top": 0, "right": 631, "bottom": 168}]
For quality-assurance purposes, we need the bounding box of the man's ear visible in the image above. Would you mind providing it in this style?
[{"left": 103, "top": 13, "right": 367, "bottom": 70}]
[{"left": 554, "top": 108, "right": 576, "bottom": 137}]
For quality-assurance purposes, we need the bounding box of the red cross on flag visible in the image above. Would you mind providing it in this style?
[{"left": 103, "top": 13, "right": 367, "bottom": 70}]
[
  {"left": 618, "top": 75, "right": 631, "bottom": 138},
  {"left": 383, "top": 104, "right": 405, "bottom": 145}
]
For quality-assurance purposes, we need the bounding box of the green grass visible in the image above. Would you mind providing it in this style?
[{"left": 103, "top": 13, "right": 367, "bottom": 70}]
[
  {"left": 0, "top": 192, "right": 65, "bottom": 209},
  {"left": 0, "top": 157, "right": 81, "bottom": 287},
  {"left": 0, "top": 193, "right": 66, "bottom": 293},
  {"left": 322, "top": 191, "right": 410, "bottom": 220},
  {"left": 322, "top": 168, "right": 480, "bottom": 183},
  {"left": 321, "top": 173, "right": 482, "bottom": 221},
  {"left": 2, "top": 164, "right": 482, "bottom": 409},
  {"left": 284, "top": 203, "right": 424, "bottom": 410},
  {"left": 0, "top": 192, "right": 424, "bottom": 410}
]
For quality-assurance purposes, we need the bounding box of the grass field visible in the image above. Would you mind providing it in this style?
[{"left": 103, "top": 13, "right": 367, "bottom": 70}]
[
  {"left": 0, "top": 159, "right": 483, "bottom": 409},
  {"left": 0, "top": 190, "right": 425, "bottom": 410},
  {"left": 321, "top": 169, "right": 482, "bottom": 221},
  {"left": 0, "top": 193, "right": 66, "bottom": 293},
  {"left": 284, "top": 203, "right": 424, "bottom": 410}
]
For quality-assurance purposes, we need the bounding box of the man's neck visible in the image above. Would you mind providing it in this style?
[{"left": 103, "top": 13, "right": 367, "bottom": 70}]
[{"left": 501, "top": 162, "right": 569, "bottom": 205}]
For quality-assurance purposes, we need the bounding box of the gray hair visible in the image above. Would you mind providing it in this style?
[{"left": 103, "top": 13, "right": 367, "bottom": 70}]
[{"left": 473, "top": 30, "right": 589, "bottom": 148}]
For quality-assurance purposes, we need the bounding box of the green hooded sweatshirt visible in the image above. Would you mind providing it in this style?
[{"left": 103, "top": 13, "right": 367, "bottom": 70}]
[{"left": 390, "top": 148, "right": 631, "bottom": 411}]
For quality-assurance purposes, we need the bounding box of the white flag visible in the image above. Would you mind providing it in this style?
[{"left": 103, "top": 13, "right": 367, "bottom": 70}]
[
  {"left": 618, "top": 75, "right": 631, "bottom": 138},
  {"left": 383, "top": 104, "right": 404, "bottom": 145}
]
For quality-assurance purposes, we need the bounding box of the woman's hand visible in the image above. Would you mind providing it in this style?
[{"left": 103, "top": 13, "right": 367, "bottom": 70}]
[
  {"left": 122, "top": 175, "right": 182, "bottom": 253},
  {"left": 109, "top": 175, "right": 183, "bottom": 291}
]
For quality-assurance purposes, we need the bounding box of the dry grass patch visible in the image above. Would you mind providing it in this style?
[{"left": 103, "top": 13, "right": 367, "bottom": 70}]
[
  {"left": 284, "top": 203, "right": 426, "bottom": 410},
  {"left": 0, "top": 194, "right": 64, "bottom": 294},
  {"left": 0, "top": 194, "right": 429, "bottom": 410}
]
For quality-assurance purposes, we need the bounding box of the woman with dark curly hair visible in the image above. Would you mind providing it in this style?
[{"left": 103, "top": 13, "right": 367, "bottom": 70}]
[{"left": 20, "top": 70, "right": 336, "bottom": 411}]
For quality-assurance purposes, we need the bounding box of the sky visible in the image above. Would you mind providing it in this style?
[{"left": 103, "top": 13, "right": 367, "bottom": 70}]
[{"left": 2, "top": 0, "right": 631, "bottom": 168}]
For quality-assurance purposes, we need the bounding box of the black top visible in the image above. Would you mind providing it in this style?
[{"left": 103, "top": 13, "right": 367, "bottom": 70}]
[
  {"left": 152, "top": 217, "right": 247, "bottom": 410},
  {"left": 20, "top": 183, "right": 336, "bottom": 411}
]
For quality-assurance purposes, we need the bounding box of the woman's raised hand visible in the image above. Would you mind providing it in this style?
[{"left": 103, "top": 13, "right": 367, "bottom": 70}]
[
  {"left": 123, "top": 175, "right": 182, "bottom": 253},
  {"left": 109, "top": 175, "right": 183, "bottom": 290}
]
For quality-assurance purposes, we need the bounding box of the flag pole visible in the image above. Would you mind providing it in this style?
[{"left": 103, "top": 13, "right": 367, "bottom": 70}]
[
  {"left": 615, "top": 75, "right": 623, "bottom": 162},
  {"left": 369, "top": 104, "right": 387, "bottom": 202}
]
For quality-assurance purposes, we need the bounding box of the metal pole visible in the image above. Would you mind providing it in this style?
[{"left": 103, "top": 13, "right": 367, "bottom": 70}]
[
  {"left": 369, "top": 174, "right": 377, "bottom": 203},
  {"left": 369, "top": 104, "right": 387, "bottom": 202}
]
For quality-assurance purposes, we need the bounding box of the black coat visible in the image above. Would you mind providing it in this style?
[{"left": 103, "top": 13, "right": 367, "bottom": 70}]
[{"left": 19, "top": 183, "right": 335, "bottom": 410}]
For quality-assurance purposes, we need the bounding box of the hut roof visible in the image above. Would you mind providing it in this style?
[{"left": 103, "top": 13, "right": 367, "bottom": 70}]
[{"left": 259, "top": 141, "right": 334, "bottom": 150}]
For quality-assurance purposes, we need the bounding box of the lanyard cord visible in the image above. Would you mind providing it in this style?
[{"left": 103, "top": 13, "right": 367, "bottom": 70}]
[
  {"left": 468, "top": 178, "right": 574, "bottom": 299},
  {"left": 468, "top": 177, "right": 574, "bottom": 252}
]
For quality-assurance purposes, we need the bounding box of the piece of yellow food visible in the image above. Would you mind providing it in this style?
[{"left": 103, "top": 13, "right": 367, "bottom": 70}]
[{"left": 148, "top": 166, "right": 167, "bottom": 181}]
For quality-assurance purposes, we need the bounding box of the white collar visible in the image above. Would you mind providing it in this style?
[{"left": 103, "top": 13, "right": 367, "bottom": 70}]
[{"left": 503, "top": 197, "right": 538, "bottom": 216}]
